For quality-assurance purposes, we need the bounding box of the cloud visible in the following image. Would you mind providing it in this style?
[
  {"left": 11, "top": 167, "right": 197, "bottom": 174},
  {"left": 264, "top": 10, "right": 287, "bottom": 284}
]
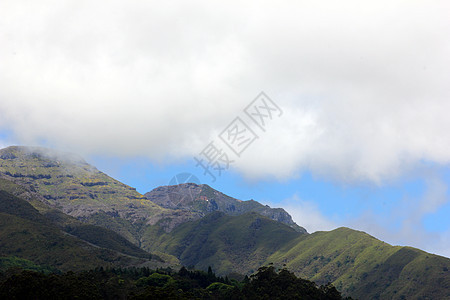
[
  {"left": 278, "top": 175, "right": 450, "bottom": 258},
  {"left": 278, "top": 194, "right": 338, "bottom": 233},
  {"left": 434, "top": 232, "right": 450, "bottom": 258},
  {"left": 1, "top": 1, "right": 450, "bottom": 184},
  {"left": 346, "top": 175, "right": 450, "bottom": 258}
]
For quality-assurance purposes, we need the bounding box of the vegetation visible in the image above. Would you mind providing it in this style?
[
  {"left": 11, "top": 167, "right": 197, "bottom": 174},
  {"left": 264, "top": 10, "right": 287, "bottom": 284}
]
[
  {"left": 64, "top": 224, "right": 154, "bottom": 259},
  {"left": 0, "top": 256, "right": 55, "bottom": 273},
  {"left": 1, "top": 146, "right": 450, "bottom": 299},
  {"left": 142, "top": 211, "right": 301, "bottom": 275},
  {"left": 0, "top": 146, "right": 168, "bottom": 245},
  {"left": 142, "top": 211, "right": 450, "bottom": 299},
  {"left": 0, "top": 265, "right": 349, "bottom": 299},
  {"left": 267, "top": 228, "right": 450, "bottom": 299},
  {"left": 0, "top": 189, "right": 170, "bottom": 272}
]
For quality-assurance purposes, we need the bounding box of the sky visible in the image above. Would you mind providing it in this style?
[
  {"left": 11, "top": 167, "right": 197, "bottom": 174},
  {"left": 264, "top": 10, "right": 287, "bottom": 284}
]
[{"left": 1, "top": 1, "right": 450, "bottom": 257}]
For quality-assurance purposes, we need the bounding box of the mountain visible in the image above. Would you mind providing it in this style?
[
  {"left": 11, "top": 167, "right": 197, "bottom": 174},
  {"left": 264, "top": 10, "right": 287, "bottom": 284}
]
[
  {"left": 1, "top": 145, "right": 449, "bottom": 299},
  {"left": 145, "top": 183, "right": 306, "bottom": 233},
  {"left": 0, "top": 187, "right": 170, "bottom": 272},
  {"left": 0, "top": 146, "right": 169, "bottom": 244},
  {"left": 141, "top": 210, "right": 450, "bottom": 299},
  {"left": 142, "top": 211, "right": 302, "bottom": 275},
  {"left": 0, "top": 146, "right": 304, "bottom": 239},
  {"left": 268, "top": 227, "right": 450, "bottom": 299}
]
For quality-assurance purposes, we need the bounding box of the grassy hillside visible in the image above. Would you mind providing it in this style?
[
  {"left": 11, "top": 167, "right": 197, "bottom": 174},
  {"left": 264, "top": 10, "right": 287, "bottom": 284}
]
[
  {"left": 0, "top": 190, "right": 174, "bottom": 272},
  {"left": 0, "top": 179, "right": 169, "bottom": 260},
  {"left": 142, "top": 211, "right": 303, "bottom": 275},
  {"left": 64, "top": 224, "right": 152, "bottom": 259},
  {"left": 0, "top": 211, "right": 132, "bottom": 272},
  {"left": 266, "top": 228, "right": 450, "bottom": 299},
  {"left": 142, "top": 211, "right": 450, "bottom": 299}
]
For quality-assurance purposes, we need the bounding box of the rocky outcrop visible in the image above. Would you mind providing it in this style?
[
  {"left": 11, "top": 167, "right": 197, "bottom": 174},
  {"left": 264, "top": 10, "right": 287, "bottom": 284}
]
[{"left": 145, "top": 183, "right": 307, "bottom": 233}]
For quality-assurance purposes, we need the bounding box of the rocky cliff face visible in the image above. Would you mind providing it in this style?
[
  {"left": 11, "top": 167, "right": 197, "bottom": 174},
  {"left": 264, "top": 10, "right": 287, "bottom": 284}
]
[{"left": 145, "top": 183, "right": 307, "bottom": 233}]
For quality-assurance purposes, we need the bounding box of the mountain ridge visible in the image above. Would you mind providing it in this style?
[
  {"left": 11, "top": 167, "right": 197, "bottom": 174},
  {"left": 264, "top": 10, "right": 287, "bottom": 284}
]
[
  {"left": 1, "top": 145, "right": 449, "bottom": 299},
  {"left": 0, "top": 145, "right": 305, "bottom": 237},
  {"left": 142, "top": 211, "right": 450, "bottom": 299},
  {"left": 145, "top": 182, "right": 306, "bottom": 233}
]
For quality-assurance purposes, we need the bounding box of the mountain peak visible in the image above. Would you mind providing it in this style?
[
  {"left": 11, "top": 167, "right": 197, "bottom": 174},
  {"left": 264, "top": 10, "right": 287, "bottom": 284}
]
[
  {"left": 0, "top": 146, "right": 88, "bottom": 166},
  {"left": 145, "top": 183, "right": 307, "bottom": 233},
  {"left": 0, "top": 146, "right": 167, "bottom": 244}
]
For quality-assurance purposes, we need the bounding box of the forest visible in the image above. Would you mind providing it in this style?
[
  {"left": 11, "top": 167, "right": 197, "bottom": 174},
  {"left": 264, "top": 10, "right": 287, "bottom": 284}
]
[{"left": 0, "top": 265, "right": 351, "bottom": 299}]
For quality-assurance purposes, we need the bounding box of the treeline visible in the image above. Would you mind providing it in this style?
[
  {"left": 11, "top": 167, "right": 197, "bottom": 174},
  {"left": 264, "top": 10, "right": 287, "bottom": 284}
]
[{"left": 0, "top": 265, "right": 352, "bottom": 299}]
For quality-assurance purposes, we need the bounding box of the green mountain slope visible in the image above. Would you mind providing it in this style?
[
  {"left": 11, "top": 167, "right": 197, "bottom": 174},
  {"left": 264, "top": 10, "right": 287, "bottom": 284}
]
[
  {"left": 267, "top": 227, "right": 450, "bottom": 299},
  {"left": 145, "top": 183, "right": 306, "bottom": 233},
  {"left": 142, "top": 211, "right": 302, "bottom": 275},
  {"left": 0, "top": 190, "right": 150, "bottom": 271},
  {"left": 0, "top": 178, "right": 162, "bottom": 260},
  {"left": 142, "top": 211, "right": 450, "bottom": 299}
]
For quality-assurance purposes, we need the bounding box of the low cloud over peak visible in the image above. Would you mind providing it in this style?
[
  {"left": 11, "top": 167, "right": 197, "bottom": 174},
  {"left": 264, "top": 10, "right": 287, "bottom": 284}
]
[{"left": 1, "top": 0, "right": 449, "bottom": 184}]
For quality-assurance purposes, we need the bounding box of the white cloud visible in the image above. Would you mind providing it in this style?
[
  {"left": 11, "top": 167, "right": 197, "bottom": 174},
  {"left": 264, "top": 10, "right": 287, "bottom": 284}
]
[
  {"left": 1, "top": 1, "right": 450, "bottom": 184},
  {"left": 277, "top": 194, "right": 338, "bottom": 233},
  {"left": 433, "top": 232, "right": 450, "bottom": 258},
  {"left": 346, "top": 175, "right": 450, "bottom": 258},
  {"left": 277, "top": 175, "right": 450, "bottom": 258}
]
